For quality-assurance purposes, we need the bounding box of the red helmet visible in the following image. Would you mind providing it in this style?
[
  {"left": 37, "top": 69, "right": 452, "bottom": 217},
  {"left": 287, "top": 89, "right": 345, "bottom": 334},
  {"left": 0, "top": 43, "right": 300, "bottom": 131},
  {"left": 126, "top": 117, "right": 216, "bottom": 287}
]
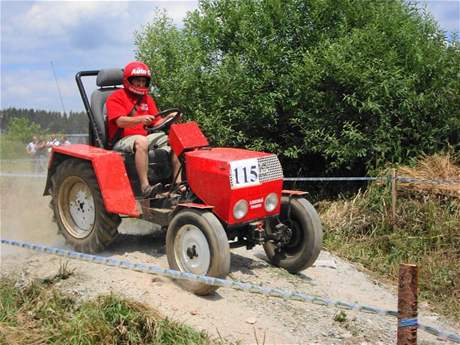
[{"left": 122, "top": 61, "right": 151, "bottom": 96}]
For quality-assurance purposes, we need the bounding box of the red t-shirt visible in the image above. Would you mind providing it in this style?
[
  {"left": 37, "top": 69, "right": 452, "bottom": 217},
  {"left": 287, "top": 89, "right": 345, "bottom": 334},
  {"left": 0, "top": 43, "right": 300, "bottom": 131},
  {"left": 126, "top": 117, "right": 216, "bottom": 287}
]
[{"left": 106, "top": 89, "right": 160, "bottom": 142}]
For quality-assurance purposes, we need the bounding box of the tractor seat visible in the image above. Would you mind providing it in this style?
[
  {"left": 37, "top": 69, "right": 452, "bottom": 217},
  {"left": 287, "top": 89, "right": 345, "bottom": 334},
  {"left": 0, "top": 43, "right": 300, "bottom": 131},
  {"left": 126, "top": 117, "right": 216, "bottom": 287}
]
[{"left": 90, "top": 69, "right": 123, "bottom": 148}]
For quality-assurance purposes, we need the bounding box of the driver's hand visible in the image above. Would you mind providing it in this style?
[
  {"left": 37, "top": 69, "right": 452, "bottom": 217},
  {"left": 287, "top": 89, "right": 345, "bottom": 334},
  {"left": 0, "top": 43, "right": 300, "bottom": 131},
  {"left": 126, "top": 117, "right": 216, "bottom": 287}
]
[{"left": 140, "top": 115, "right": 156, "bottom": 125}]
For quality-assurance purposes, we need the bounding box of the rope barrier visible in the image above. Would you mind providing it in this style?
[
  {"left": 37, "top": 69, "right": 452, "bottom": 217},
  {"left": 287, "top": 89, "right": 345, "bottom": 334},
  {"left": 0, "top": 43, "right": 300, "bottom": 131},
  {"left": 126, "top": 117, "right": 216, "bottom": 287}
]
[
  {"left": 397, "top": 177, "right": 460, "bottom": 185},
  {"left": 1, "top": 238, "right": 459, "bottom": 343},
  {"left": 2, "top": 170, "right": 459, "bottom": 186},
  {"left": 284, "top": 176, "right": 460, "bottom": 184},
  {"left": 284, "top": 177, "right": 382, "bottom": 182}
]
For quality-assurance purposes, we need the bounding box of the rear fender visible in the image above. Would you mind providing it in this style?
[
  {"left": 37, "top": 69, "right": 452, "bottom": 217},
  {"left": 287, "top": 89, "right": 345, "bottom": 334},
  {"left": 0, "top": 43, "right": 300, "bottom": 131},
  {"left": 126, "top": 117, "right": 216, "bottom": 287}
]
[{"left": 44, "top": 144, "right": 140, "bottom": 217}]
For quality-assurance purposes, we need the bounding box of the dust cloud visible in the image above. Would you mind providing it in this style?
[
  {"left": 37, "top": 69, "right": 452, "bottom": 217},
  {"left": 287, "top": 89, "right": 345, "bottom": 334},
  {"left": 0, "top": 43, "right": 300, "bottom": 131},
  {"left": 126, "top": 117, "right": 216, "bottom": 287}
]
[
  {"left": 0, "top": 172, "right": 161, "bottom": 261},
  {"left": 0, "top": 175, "right": 65, "bottom": 259}
]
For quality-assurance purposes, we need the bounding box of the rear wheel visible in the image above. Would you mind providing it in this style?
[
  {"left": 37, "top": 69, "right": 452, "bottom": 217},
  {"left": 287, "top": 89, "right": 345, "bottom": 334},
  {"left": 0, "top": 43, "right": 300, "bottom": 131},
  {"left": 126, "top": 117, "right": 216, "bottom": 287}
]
[
  {"left": 166, "top": 209, "right": 230, "bottom": 295},
  {"left": 263, "top": 197, "right": 322, "bottom": 273},
  {"left": 51, "top": 159, "right": 120, "bottom": 253}
]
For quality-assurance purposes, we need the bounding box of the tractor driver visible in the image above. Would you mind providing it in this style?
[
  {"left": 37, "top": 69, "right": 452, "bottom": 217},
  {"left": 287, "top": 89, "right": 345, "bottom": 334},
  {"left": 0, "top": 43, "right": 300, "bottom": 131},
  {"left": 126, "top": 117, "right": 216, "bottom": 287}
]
[{"left": 106, "top": 61, "right": 181, "bottom": 198}]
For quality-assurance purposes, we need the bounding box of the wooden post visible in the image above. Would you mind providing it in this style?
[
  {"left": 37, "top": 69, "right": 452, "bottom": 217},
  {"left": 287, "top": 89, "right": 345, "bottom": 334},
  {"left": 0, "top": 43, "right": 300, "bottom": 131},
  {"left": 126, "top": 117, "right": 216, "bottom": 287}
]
[
  {"left": 391, "top": 168, "right": 397, "bottom": 224},
  {"left": 397, "top": 264, "right": 418, "bottom": 345}
]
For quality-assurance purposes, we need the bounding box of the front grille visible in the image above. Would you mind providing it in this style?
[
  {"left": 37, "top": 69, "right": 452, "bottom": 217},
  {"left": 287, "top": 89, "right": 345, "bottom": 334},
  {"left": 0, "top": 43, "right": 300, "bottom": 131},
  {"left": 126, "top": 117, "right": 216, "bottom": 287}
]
[{"left": 258, "top": 155, "right": 283, "bottom": 182}]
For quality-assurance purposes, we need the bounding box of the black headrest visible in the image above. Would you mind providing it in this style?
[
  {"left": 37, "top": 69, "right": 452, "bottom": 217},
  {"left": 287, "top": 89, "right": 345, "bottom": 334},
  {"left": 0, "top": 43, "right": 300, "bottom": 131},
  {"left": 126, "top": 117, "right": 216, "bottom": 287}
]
[{"left": 96, "top": 68, "right": 123, "bottom": 87}]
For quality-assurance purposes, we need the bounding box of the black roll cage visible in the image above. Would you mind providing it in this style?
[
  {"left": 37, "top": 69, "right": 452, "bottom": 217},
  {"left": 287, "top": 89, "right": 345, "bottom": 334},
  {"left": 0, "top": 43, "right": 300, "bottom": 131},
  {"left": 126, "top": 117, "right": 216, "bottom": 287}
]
[{"left": 75, "top": 70, "right": 103, "bottom": 148}]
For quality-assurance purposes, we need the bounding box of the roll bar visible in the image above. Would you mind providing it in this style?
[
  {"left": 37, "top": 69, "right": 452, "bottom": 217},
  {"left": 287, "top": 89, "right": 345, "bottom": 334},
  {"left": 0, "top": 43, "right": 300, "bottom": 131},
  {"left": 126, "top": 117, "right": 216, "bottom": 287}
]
[{"left": 75, "top": 70, "right": 103, "bottom": 148}]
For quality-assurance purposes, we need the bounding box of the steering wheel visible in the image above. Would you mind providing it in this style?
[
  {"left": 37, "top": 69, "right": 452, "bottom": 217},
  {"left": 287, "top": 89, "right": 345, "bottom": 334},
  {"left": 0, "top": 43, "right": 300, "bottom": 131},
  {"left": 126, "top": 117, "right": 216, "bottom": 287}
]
[{"left": 145, "top": 108, "right": 183, "bottom": 133}]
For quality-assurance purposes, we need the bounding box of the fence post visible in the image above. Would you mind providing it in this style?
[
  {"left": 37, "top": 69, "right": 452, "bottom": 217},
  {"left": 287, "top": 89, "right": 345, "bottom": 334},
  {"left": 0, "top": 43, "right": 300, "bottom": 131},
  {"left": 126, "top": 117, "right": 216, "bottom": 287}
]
[
  {"left": 391, "top": 168, "right": 397, "bottom": 224},
  {"left": 397, "top": 264, "right": 418, "bottom": 345}
]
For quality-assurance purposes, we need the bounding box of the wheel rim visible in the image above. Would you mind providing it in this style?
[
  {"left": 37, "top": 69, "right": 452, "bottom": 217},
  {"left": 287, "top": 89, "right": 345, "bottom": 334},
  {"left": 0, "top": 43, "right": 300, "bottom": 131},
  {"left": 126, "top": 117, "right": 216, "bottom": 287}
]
[
  {"left": 268, "top": 208, "right": 304, "bottom": 256},
  {"left": 284, "top": 219, "right": 304, "bottom": 255},
  {"left": 174, "top": 224, "right": 211, "bottom": 275},
  {"left": 58, "top": 176, "right": 95, "bottom": 238}
]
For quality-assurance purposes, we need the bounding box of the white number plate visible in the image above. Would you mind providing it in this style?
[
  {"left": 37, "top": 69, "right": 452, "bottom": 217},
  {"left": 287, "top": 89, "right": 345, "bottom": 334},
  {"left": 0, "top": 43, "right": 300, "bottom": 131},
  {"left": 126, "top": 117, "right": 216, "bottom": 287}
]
[{"left": 230, "top": 158, "right": 260, "bottom": 189}]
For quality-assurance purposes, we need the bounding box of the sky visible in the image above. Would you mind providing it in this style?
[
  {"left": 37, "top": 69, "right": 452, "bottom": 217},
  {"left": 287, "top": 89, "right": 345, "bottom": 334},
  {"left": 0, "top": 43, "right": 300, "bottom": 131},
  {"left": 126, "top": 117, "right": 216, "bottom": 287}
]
[{"left": 1, "top": 0, "right": 459, "bottom": 113}]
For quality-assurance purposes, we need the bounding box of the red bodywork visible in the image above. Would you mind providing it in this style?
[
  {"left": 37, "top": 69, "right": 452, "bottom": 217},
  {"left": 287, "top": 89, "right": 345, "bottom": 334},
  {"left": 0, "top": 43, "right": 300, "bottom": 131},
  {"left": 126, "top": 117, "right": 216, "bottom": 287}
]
[
  {"left": 169, "top": 121, "right": 209, "bottom": 156},
  {"left": 46, "top": 122, "right": 284, "bottom": 225},
  {"left": 169, "top": 122, "right": 284, "bottom": 225},
  {"left": 46, "top": 145, "right": 139, "bottom": 217},
  {"left": 184, "top": 148, "right": 283, "bottom": 224}
]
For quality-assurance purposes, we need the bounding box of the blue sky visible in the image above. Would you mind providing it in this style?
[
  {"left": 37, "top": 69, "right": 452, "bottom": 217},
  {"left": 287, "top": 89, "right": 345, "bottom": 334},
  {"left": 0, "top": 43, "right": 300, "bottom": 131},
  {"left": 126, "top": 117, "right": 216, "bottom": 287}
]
[{"left": 1, "top": 0, "right": 459, "bottom": 113}]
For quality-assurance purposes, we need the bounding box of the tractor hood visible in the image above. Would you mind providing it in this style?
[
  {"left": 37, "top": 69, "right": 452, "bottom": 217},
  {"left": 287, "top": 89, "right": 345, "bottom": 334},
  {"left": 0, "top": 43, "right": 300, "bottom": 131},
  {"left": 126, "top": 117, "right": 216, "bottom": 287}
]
[{"left": 184, "top": 148, "right": 284, "bottom": 224}]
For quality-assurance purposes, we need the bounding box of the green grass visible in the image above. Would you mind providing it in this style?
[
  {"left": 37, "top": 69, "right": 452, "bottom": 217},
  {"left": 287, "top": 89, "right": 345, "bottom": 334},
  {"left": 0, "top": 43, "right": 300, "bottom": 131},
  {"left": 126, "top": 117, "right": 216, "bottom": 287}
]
[
  {"left": 320, "top": 180, "right": 460, "bottom": 321},
  {"left": 0, "top": 137, "right": 28, "bottom": 160},
  {"left": 0, "top": 136, "right": 39, "bottom": 173},
  {"left": 0, "top": 136, "right": 50, "bottom": 175},
  {"left": 0, "top": 272, "right": 235, "bottom": 345}
]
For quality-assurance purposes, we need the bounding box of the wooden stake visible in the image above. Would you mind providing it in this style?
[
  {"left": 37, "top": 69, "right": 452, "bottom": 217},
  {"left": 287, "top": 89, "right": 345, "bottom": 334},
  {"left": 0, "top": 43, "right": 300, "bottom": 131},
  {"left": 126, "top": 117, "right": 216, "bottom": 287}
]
[
  {"left": 397, "top": 264, "right": 418, "bottom": 345},
  {"left": 391, "top": 168, "right": 397, "bottom": 224}
]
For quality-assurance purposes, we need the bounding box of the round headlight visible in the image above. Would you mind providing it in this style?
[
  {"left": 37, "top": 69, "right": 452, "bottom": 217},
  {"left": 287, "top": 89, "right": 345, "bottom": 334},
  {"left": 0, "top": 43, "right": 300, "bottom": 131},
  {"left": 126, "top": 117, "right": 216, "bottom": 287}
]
[
  {"left": 264, "top": 193, "right": 278, "bottom": 212},
  {"left": 233, "top": 199, "right": 248, "bottom": 220}
]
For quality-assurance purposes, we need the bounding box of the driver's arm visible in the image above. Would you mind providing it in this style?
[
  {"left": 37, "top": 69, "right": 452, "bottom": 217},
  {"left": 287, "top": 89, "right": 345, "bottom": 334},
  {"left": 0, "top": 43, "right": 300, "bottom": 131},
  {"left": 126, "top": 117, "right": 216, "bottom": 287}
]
[{"left": 115, "top": 115, "right": 155, "bottom": 128}]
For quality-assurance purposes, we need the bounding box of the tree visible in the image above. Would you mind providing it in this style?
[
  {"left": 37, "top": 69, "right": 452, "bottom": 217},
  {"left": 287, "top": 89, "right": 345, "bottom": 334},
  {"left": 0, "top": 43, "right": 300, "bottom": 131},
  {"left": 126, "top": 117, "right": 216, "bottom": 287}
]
[
  {"left": 0, "top": 108, "right": 89, "bottom": 134},
  {"left": 5, "top": 117, "right": 42, "bottom": 143},
  {"left": 136, "top": 0, "right": 460, "bottom": 176}
]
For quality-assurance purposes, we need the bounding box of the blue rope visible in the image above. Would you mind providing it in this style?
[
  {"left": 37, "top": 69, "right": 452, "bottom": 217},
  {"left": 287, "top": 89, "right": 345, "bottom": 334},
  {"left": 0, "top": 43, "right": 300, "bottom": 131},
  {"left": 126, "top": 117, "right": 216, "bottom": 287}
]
[{"left": 399, "top": 318, "right": 418, "bottom": 328}]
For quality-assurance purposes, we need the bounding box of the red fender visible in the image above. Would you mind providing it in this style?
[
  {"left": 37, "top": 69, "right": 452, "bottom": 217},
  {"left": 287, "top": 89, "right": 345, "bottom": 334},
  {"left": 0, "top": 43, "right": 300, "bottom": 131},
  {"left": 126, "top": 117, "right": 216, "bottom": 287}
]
[
  {"left": 44, "top": 144, "right": 139, "bottom": 217},
  {"left": 177, "top": 202, "right": 214, "bottom": 209},
  {"left": 282, "top": 189, "right": 308, "bottom": 197}
]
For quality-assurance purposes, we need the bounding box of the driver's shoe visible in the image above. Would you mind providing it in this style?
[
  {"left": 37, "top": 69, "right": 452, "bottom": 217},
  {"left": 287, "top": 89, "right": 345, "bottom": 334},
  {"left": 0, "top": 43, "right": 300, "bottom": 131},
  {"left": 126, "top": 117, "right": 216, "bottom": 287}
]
[{"left": 142, "top": 182, "right": 163, "bottom": 199}]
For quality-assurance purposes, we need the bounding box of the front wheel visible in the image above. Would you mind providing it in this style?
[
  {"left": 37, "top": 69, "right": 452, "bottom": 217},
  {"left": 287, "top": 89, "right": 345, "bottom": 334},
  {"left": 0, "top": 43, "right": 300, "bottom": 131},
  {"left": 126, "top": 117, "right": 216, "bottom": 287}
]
[
  {"left": 50, "top": 159, "right": 121, "bottom": 253},
  {"left": 166, "top": 209, "right": 230, "bottom": 295},
  {"left": 263, "top": 197, "right": 323, "bottom": 273}
]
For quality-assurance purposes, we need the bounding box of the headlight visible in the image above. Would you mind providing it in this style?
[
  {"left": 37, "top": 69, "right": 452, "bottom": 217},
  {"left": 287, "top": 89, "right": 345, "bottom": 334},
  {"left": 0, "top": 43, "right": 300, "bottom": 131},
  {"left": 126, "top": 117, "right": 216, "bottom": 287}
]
[
  {"left": 264, "top": 193, "right": 278, "bottom": 212},
  {"left": 233, "top": 199, "right": 248, "bottom": 220}
]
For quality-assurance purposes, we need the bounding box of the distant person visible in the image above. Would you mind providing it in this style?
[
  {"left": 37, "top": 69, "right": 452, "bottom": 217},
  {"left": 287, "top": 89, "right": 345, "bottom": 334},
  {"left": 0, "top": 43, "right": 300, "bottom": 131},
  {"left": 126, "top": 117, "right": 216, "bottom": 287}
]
[
  {"left": 35, "top": 137, "right": 48, "bottom": 172},
  {"left": 26, "top": 136, "right": 38, "bottom": 157},
  {"left": 61, "top": 136, "right": 71, "bottom": 145},
  {"left": 47, "top": 135, "right": 60, "bottom": 152},
  {"left": 26, "top": 136, "right": 38, "bottom": 172}
]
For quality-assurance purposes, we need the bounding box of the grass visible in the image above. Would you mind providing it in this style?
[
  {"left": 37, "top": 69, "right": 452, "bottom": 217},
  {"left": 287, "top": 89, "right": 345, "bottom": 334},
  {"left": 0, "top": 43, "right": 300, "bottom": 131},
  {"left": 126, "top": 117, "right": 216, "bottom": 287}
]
[
  {"left": 0, "top": 137, "right": 28, "bottom": 160},
  {"left": 0, "top": 136, "right": 49, "bottom": 173},
  {"left": 0, "top": 267, "right": 235, "bottom": 345},
  {"left": 319, "top": 154, "right": 460, "bottom": 321}
]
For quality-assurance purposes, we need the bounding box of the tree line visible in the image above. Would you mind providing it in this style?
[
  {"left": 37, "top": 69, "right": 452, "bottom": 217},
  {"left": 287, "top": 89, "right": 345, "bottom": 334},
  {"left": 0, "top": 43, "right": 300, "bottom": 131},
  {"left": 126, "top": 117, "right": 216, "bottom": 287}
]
[{"left": 0, "top": 108, "right": 88, "bottom": 135}]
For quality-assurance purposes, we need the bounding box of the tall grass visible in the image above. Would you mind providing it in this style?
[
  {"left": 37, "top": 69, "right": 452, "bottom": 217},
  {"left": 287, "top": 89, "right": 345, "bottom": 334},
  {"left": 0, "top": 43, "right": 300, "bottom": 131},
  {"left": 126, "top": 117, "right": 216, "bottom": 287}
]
[{"left": 320, "top": 165, "right": 460, "bottom": 320}]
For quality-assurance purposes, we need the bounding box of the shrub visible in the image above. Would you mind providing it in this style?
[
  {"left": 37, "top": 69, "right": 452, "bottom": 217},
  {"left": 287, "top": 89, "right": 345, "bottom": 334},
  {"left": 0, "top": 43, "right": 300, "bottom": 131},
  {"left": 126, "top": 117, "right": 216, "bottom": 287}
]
[{"left": 136, "top": 0, "right": 460, "bottom": 176}]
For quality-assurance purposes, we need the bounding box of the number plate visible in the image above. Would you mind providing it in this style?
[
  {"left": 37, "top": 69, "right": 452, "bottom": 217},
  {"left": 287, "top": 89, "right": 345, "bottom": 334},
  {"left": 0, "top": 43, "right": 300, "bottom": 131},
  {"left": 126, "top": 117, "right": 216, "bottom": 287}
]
[{"left": 230, "top": 158, "right": 260, "bottom": 189}]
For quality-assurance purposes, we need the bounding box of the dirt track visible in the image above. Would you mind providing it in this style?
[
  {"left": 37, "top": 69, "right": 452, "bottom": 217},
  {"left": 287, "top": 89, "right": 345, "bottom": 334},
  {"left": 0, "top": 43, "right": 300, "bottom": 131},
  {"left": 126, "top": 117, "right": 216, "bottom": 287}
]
[{"left": 1, "top": 175, "right": 459, "bottom": 344}]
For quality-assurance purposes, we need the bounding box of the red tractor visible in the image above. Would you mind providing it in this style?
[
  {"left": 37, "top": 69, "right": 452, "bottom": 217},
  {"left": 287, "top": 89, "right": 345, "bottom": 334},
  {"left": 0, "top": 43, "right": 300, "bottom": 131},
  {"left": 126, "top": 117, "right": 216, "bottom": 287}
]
[{"left": 44, "top": 69, "right": 323, "bottom": 295}]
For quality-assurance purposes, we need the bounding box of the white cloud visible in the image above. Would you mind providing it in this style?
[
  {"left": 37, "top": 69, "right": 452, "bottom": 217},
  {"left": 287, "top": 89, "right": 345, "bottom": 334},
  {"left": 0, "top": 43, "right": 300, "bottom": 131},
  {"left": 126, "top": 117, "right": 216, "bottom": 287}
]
[
  {"left": 22, "top": 2, "right": 109, "bottom": 33},
  {"left": 1, "top": 1, "right": 198, "bottom": 111},
  {"left": 2, "top": 1, "right": 197, "bottom": 64},
  {"left": 160, "top": 2, "right": 197, "bottom": 25}
]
